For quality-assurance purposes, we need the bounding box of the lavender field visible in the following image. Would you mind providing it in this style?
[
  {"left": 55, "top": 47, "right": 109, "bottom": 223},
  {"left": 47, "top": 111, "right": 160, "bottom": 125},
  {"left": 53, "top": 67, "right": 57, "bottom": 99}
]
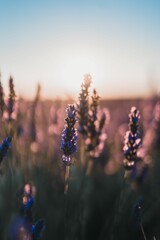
[{"left": 0, "top": 76, "right": 160, "bottom": 240}]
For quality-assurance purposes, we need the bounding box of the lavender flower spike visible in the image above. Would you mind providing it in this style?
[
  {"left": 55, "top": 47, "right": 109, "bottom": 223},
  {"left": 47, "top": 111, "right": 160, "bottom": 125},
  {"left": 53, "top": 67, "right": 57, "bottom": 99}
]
[
  {"left": 0, "top": 137, "right": 12, "bottom": 163},
  {"left": 123, "top": 107, "right": 141, "bottom": 170},
  {"left": 61, "top": 104, "right": 78, "bottom": 166},
  {"left": 77, "top": 74, "right": 92, "bottom": 137},
  {"left": 0, "top": 73, "right": 5, "bottom": 115},
  {"left": 8, "top": 76, "right": 16, "bottom": 120}
]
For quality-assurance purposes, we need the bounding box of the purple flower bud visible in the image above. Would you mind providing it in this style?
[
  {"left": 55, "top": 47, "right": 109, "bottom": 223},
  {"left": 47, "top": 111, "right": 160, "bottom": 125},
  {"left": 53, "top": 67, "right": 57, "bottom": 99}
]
[{"left": 0, "top": 137, "right": 12, "bottom": 163}]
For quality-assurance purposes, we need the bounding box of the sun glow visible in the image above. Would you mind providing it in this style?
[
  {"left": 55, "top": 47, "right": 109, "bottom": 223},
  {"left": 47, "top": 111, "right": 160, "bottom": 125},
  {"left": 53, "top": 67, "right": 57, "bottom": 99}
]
[{"left": 35, "top": 44, "right": 108, "bottom": 100}]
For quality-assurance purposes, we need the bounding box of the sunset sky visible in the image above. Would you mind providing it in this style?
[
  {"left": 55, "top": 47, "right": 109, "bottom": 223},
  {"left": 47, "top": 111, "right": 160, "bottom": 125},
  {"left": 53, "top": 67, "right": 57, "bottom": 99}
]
[{"left": 0, "top": 0, "right": 160, "bottom": 100}]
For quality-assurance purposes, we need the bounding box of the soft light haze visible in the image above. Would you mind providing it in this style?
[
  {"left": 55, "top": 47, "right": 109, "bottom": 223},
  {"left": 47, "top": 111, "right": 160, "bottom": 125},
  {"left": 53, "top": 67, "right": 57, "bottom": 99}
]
[{"left": 0, "top": 0, "right": 160, "bottom": 100}]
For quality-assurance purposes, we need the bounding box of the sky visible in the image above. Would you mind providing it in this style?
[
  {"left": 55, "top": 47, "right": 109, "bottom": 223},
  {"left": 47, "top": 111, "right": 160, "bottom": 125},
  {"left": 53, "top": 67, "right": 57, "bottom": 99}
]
[{"left": 0, "top": 0, "right": 160, "bottom": 100}]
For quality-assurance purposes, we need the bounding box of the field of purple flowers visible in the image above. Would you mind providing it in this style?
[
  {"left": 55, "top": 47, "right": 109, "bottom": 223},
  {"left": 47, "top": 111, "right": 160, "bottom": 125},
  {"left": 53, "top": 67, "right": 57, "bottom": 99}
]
[{"left": 0, "top": 74, "right": 160, "bottom": 240}]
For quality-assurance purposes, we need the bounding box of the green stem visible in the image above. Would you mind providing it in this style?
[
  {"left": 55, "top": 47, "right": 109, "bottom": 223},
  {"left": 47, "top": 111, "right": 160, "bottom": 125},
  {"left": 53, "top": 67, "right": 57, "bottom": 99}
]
[{"left": 64, "top": 165, "right": 70, "bottom": 194}]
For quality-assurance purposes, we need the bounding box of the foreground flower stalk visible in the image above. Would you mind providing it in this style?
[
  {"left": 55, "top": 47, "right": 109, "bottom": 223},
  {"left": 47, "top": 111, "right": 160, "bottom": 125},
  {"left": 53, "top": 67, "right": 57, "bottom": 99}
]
[{"left": 61, "top": 104, "right": 77, "bottom": 194}]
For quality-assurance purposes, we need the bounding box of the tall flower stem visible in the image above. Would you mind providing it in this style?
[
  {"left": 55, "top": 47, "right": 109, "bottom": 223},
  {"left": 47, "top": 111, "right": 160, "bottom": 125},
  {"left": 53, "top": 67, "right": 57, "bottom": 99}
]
[
  {"left": 60, "top": 104, "right": 77, "bottom": 239},
  {"left": 139, "top": 222, "right": 147, "bottom": 240},
  {"left": 64, "top": 165, "right": 70, "bottom": 194},
  {"left": 61, "top": 104, "right": 77, "bottom": 185}
]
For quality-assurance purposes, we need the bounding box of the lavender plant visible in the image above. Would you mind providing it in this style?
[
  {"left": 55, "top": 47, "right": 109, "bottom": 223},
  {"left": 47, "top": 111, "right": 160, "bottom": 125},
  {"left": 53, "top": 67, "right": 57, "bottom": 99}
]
[
  {"left": 0, "top": 73, "right": 5, "bottom": 116},
  {"left": 77, "top": 76, "right": 107, "bottom": 170},
  {"left": 7, "top": 76, "right": 16, "bottom": 123},
  {"left": 1, "top": 76, "right": 17, "bottom": 139},
  {"left": 123, "top": 106, "right": 141, "bottom": 171},
  {"left": 15, "top": 183, "right": 45, "bottom": 240},
  {"left": 0, "top": 73, "right": 160, "bottom": 240},
  {"left": 20, "top": 183, "right": 35, "bottom": 224},
  {"left": 61, "top": 104, "right": 78, "bottom": 193},
  {"left": 86, "top": 89, "right": 107, "bottom": 175},
  {"left": 153, "top": 101, "right": 160, "bottom": 149},
  {"left": 86, "top": 89, "right": 106, "bottom": 157},
  {"left": 122, "top": 107, "right": 149, "bottom": 239},
  {"left": 85, "top": 89, "right": 100, "bottom": 152},
  {"left": 77, "top": 74, "right": 92, "bottom": 137},
  {"left": 0, "top": 136, "right": 12, "bottom": 164},
  {"left": 137, "top": 100, "right": 160, "bottom": 180}
]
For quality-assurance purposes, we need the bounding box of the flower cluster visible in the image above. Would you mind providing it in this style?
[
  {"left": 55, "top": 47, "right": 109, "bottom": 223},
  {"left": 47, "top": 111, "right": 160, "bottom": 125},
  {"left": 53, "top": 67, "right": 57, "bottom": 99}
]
[
  {"left": 0, "top": 137, "right": 12, "bottom": 164},
  {"left": 86, "top": 89, "right": 100, "bottom": 150},
  {"left": 18, "top": 183, "right": 45, "bottom": 240},
  {"left": 77, "top": 76, "right": 107, "bottom": 159},
  {"left": 7, "top": 76, "right": 16, "bottom": 122},
  {"left": 123, "top": 107, "right": 141, "bottom": 170},
  {"left": 20, "top": 183, "right": 35, "bottom": 223},
  {"left": 61, "top": 104, "right": 78, "bottom": 166},
  {"left": 138, "top": 101, "right": 160, "bottom": 164},
  {"left": 77, "top": 74, "right": 92, "bottom": 136},
  {"left": 85, "top": 89, "right": 107, "bottom": 158}
]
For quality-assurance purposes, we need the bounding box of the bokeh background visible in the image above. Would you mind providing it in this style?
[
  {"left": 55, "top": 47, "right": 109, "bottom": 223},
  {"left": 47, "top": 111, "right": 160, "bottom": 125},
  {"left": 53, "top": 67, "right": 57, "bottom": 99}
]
[{"left": 0, "top": 1, "right": 160, "bottom": 240}]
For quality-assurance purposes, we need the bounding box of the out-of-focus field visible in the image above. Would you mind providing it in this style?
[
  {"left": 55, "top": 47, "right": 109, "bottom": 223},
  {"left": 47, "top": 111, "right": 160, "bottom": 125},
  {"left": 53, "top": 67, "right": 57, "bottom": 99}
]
[{"left": 0, "top": 92, "right": 160, "bottom": 240}]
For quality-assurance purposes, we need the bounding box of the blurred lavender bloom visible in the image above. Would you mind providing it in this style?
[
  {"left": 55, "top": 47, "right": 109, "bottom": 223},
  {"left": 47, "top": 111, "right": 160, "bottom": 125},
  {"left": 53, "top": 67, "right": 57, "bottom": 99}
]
[
  {"left": 61, "top": 104, "right": 78, "bottom": 166},
  {"left": 32, "top": 219, "right": 45, "bottom": 240},
  {"left": 0, "top": 73, "right": 5, "bottom": 115},
  {"left": 20, "top": 184, "right": 35, "bottom": 224},
  {"left": 0, "top": 136, "right": 12, "bottom": 163},
  {"left": 77, "top": 74, "right": 92, "bottom": 136},
  {"left": 86, "top": 89, "right": 100, "bottom": 148},
  {"left": 129, "top": 107, "right": 140, "bottom": 133},
  {"left": 153, "top": 101, "right": 160, "bottom": 149},
  {"left": 77, "top": 76, "right": 109, "bottom": 161},
  {"left": 86, "top": 90, "right": 108, "bottom": 159},
  {"left": 7, "top": 76, "right": 16, "bottom": 121},
  {"left": 8, "top": 216, "right": 32, "bottom": 240},
  {"left": 123, "top": 107, "right": 141, "bottom": 170},
  {"left": 23, "top": 195, "right": 34, "bottom": 211},
  {"left": 139, "top": 101, "right": 160, "bottom": 163}
]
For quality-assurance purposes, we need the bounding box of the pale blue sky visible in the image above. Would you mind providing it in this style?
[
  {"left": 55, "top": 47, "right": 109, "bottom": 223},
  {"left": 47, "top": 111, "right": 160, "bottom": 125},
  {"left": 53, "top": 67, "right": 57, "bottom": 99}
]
[{"left": 0, "top": 0, "right": 160, "bottom": 99}]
